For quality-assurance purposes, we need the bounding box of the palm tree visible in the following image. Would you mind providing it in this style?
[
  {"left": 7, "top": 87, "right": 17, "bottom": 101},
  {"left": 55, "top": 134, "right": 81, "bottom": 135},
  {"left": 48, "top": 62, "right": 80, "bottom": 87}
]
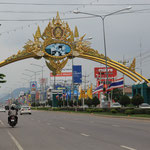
[{"left": 0, "top": 73, "right": 6, "bottom": 84}]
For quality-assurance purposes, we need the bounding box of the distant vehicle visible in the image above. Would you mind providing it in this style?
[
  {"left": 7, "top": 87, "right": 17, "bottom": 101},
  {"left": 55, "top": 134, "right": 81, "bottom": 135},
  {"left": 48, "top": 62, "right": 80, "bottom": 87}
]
[
  {"left": 111, "top": 102, "right": 121, "bottom": 108},
  {"left": 0, "top": 107, "right": 6, "bottom": 112},
  {"left": 20, "top": 106, "right": 31, "bottom": 115},
  {"left": 5, "top": 105, "right": 9, "bottom": 110},
  {"left": 101, "top": 101, "right": 109, "bottom": 108},
  {"left": 16, "top": 105, "right": 21, "bottom": 110},
  {"left": 139, "top": 103, "right": 150, "bottom": 109}
]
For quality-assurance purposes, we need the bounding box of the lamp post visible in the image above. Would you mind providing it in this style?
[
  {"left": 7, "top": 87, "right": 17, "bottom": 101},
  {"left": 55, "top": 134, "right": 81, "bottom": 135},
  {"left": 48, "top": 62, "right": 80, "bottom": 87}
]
[
  {"left": 30, "top": 64, "right": 45, "bottom": 80},
  {"left": 25, "top": 69, "right": 42, "bottom": 82},
  {"left": 25, "top": 69, "right": 42, "bottom": 106},
  {"left": 73, "top": 7, "right": 132, "bottom": 100},
  {"left": 22, "top": 73, "right": 33, "bottom": 80},
  {"left": 22, "top": 73, "right": 33, "bottom": 87},
  {"left": 71, "top": 37, "right": 92, "bottom": 103},
  {"left": 30, "top": 64, "right": 46, "bottom": 103}
]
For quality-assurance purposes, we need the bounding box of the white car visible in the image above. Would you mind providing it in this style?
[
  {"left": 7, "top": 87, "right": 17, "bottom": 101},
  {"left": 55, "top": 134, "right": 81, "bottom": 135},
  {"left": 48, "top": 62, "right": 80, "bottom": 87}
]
[
  {"left": 139, "top": 103, "right": 150, "bottom": 109},
  {"left": 111, "top": 102, "right": 121, "bottom": 108},
  {"left": 0, "top": 107, "right": 6, "bottom": 112},
  {"left": 20, "top": 106, "right": 31, "bottom": 115}
]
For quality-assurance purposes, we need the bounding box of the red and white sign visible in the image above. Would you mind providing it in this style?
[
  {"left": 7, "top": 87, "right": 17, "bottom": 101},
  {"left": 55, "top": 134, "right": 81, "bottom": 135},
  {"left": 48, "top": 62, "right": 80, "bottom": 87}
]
[
  {"left": 94, "top": 67, "right": 117, "bottom": 82},
  {"left": 50, "top": 72, "right": 72, "bottom": 77}
]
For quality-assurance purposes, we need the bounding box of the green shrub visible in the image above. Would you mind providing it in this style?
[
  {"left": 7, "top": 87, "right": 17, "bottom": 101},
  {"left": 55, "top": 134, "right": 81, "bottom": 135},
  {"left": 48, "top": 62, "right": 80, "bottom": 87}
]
[
  {"left": 134, "top": 109, "right": 144, "bottom": 114},
  {"left": 131, "top": 94, "right": 144, "bottom": 106},
  {"left": 86, "top": 108, "right": 104, "bottom": 113},
  {"left": 127, "top": 104, "right": 135, "bottom": 108},
  {"left": 52, "top": 108, "right": 61, "bottom": 111},
  {"left": 145, "top": 109, "right": 150, "bottom": 114},
  {"left": 125, "top": 109, "right": 134, "bottom": 115},
  {"left": 110, "top": 109, "right": 118, "bottom": 114},
  {"left": 119, "top": 95, "right": 130, "bottom": 106},
  {"left": 86, "top": 108, "right": 92, "bottom": 112},
  {"left": 96, "top": 108, "right": 104, "bottom": 112}
]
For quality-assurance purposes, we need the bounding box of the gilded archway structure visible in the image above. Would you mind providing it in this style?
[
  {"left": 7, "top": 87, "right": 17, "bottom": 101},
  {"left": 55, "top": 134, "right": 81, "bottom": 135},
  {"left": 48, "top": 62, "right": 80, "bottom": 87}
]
[{"left": 0, "top": 12, "right": 149, "bottom": 84}]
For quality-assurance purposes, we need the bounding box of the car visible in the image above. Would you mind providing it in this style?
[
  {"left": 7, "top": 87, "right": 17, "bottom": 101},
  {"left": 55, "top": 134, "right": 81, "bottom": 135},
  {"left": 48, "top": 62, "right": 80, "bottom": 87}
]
[
  {"left": 5, "top": 105, "right": 9, "bottom": 110},
  {"left": 139, "top": 103, "right": 150, "bottom": 109},
  {"left": 20, "top": 106, "right": 31, "bottom": 115},
  {"left": 0, "top": 107, "right": 6, "bottom": 112},
  {"left": 111, "top": 102, "right": 121, "bottom": 108}
]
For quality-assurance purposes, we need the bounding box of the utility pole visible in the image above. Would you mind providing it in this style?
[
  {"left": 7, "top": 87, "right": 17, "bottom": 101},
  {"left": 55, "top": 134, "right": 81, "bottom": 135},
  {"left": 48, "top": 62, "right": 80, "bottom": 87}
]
[
  {"left": 118, "top": 56, "right": 129, "bottom": 95},
  {"left": 140, "top": 41, "right": 143, "bottom": 76},
  {"left": 82, "top": 74, "right": 89, "bottom": 91}
]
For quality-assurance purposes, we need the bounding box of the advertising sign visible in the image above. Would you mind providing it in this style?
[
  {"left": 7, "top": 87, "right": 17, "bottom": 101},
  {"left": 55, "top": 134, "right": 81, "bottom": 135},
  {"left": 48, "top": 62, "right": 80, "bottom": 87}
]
[
  {"left": 94, "top": 67, "right": 117, "bottom": 82},
  {"left": 50, "top": 72, "right": 72, "bottom": 77},
  {"left": 45, "top": 43, "right": 71, "bottom": 57},
  {"left": 55, "top": 84, "right": 66, "bottom": 91},
  {"left": 30, "top": 81, "right": 37, "bottom": 94},
  {"left": 73, "top": 65, "right": 82, "bottom": 83}
]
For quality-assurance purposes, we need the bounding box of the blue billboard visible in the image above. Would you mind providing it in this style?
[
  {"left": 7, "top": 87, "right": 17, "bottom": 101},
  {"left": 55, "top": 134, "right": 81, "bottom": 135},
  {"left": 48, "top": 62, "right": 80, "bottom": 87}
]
[
  {"left": 45, "top": 43, "right": 71, "bottom": 56},
  {"left": 73, "top": 65, "right": 82, "bottom": 83},
  {"left": 30, "top": 81, "right": 37, "bottom": 90}
]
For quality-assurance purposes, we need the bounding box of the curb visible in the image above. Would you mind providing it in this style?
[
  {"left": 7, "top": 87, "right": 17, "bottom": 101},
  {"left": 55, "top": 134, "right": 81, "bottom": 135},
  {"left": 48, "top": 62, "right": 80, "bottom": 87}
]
[{"left": 91, "top": 114, "right": 150, "bottom": 121}]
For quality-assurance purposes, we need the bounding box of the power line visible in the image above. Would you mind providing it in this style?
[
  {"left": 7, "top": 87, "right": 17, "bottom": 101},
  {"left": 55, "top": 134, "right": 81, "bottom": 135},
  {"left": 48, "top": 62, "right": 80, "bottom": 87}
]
[
  {"left": 0, "top": 10, "right": 69, "bottom": 14},
  {"left": 0, "top": 16, "right": 97, "bottom": 22},
  {"left": 1, "top": 8, "right": 150, "bottom": 14},
  {"left": 0, "top": 2, "right": 150, "bottom": 6}
]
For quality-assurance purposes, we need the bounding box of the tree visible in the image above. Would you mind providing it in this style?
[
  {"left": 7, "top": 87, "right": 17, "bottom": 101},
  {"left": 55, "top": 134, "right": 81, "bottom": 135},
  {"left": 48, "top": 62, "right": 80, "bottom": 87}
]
[
  {"left": 58, "top": 99, "right": 63, "bottom": 107},
  {"left": 48, "top": 100, "right": 52, "bottom": 106},
  {"left": 85, "top": 98, "right": 92, "bottom": 107},
  {"left": 131, "top": 94, "right": 144, "bottom": 106},
  {"left": 0, "top": 73, "right": 6, "bottom": 87},
  {"left": 112, "top": 88, "right": 123, "bottom": 102},
  {"left": 119, "top": 95, "right": 130, "bottom": 106},
  {"left": 69, "top": 100, "right": 73, "bottom": 107},
  {"left": 92, "top": 96, "right": 100, "bottom": 107},
  {"left": 78, "top": 99, "right": 82, "bottom": 106}
]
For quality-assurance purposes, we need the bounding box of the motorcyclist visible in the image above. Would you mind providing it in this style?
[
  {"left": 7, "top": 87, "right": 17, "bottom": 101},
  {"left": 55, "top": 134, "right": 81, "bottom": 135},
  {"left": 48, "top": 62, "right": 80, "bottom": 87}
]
[{"left": 8, "top": 104, "right": 18, "bottom": 124}]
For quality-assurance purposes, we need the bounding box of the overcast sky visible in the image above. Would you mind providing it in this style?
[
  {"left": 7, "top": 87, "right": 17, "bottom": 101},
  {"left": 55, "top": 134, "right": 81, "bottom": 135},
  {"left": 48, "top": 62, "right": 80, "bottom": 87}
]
[{"left": 0, "top": 0, "right": 150, "bottom": 97}]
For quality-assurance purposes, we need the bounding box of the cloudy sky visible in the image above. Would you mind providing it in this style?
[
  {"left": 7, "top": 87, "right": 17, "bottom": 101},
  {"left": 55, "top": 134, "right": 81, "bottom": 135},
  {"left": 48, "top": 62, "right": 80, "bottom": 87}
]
[{"left": 0, "top": 0, "right": 150, "bottom": 97}]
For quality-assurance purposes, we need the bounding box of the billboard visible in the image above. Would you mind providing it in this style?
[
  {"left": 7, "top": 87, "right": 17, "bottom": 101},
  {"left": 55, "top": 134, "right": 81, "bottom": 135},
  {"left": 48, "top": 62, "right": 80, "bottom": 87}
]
[
  {"left": 50, "top": 72, "right": 72, "bottom": 77},
  {"left": 94, "top": 67, "right": 117, "bottom": 82},
  {"left": 45, "top": 43, "right": 71, "bottom": 57},
  {"left": 73, "top": 65, "right": 82, "bottom": 83},
  {"left": 30, "top": 81, "right": 37, "bottom": 94}
]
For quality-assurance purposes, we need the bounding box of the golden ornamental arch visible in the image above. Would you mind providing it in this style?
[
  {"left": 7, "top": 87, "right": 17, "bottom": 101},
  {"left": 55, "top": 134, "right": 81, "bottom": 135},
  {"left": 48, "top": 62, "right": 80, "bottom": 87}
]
[{"left": 0, "top": 12, "right": 149, "bottom": 84}]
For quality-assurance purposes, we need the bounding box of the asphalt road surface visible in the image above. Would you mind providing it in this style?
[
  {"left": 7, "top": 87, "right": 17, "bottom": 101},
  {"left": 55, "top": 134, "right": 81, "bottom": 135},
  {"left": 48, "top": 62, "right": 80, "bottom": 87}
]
[{"left": 0, "top": 110, "right": 150, "bottom": 150}]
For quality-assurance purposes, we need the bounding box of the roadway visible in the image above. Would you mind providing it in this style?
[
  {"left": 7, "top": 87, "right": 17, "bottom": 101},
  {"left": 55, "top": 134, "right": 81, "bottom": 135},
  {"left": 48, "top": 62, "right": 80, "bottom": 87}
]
[{"left": 0, "top": 110, "right": 150, "bottom": 150}]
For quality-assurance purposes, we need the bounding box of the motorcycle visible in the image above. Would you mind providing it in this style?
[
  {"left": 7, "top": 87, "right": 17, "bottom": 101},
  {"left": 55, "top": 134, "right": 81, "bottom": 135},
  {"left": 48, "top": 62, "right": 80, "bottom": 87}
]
[{"left": 8, "top": 115, "right": 18, "bottom": 128}]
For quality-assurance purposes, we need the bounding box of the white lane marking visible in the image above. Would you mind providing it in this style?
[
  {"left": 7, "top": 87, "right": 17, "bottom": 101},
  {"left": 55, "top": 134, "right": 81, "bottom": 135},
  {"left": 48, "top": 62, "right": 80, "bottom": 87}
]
[
  {"left": 0, "top": 120, "right": 5, "bottom": 126},
  {"left": 80, "top": 133, "right": 90, "bottom": 137},
  {"left": 120, "top": 145, "right": 136, "bottom": 150},
  {"left": 112, "top": 125, "right": 120, "bottom": 127},
  {"left": 59, "top": 127, "right": 65, "bottom": 130},
  {"left": 8, "top": 131, "right": 24, "bottom": 150}
]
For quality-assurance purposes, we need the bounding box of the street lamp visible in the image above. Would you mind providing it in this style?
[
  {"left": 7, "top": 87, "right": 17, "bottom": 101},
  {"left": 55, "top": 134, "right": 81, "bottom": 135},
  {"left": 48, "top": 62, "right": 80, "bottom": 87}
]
[
  {"left": 25, "top": 69, "right": 42, "bottom": 82},
  {"left": 30, "top": 63, "right": 46, "bottom": 103},
  {"left": 30, "top": 64, "right": 46, "bottom": 80},
  {"left": 73, "top": 7, "right": 132, "bottom": 100},
  {"left": 22, "top": 73, "right": 33, "bottom": 79},
  {"left": 22, "top": 73, "right": 33, "bottom": 82},
  {"left": 71, "top": 37, "right": 92, "bottom": 102}
]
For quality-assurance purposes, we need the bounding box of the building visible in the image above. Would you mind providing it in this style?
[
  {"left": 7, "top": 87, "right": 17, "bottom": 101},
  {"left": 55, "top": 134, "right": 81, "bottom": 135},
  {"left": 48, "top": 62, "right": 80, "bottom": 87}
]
[{"left": 132, "top": 83, "right": 150, "bottom": 104}]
